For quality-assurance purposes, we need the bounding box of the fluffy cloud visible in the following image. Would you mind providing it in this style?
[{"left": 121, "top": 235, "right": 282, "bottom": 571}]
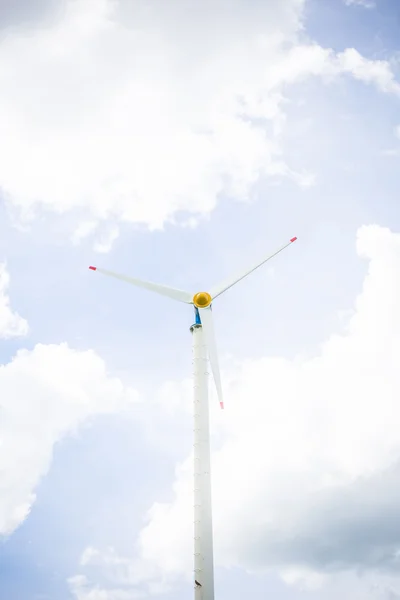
[
  {"left": 0, "top": 263, "right": 29, "bottom": 338},
  {"left": 0, "top": 0, "right": 398, "bottom": 248},
  {"left": 73, "top": 224, "right": 400, "bottom": 597},
  {"left": 344, "top": 0, "right": 376, "bottom": 8},
  {"left": 69, "top": 574, "right": 139, "bottom": 600},
  {"left": 0, "top": 342, "right": 138, "bottom": 536}
]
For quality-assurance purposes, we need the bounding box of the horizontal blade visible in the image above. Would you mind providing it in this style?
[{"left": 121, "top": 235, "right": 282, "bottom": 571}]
[
  {"left": 210, "top": 236, "right": 297, "bottom": 300},
  {"left": 89, "top": 266, "right": 193, "bottom": 304},
  {"left": 199, "top": 306, "right": 224, "bottom": 409}
]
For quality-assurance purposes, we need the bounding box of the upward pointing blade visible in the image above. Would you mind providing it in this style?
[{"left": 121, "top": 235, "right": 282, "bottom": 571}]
[
  {"left": 198, "top": 306, "right": 224, "bottom": 409},
  {"left": 88, "top": 266, "right": 193, "bottom": 304},
  {"left": 209, "top": 236, "right": 297, "bottom": 300}
]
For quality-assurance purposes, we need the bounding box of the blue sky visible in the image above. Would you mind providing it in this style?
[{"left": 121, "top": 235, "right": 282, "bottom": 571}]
[{"left": 2, "top": 0, "right": 400, "bottom": 599}]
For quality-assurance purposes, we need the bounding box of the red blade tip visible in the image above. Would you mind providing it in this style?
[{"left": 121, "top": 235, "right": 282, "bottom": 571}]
[
  {"left": 89, "top": 266, "right": 97, "bottom": 271},
  {"left": 290, "top": 236, "right": 297, "bottom": 243},
  {"left": 220, "top": 402, "right": 224, "bottom": 410}
]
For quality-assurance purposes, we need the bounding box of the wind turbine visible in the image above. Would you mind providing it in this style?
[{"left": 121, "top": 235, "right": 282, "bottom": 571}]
[{"left": 89, "top": 235, "right": 297, "bottom": 600}]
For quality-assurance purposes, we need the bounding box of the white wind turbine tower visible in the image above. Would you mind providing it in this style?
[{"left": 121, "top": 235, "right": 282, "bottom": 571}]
[{"left": 89, "top": 235, "right": 297, "bottom": 600}]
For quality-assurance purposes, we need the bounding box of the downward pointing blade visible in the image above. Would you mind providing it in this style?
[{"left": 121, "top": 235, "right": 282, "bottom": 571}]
[
  {"left": 88, "top": 266, "right": 193, "bottom": 304},
  {"left": 210, "top": 236, "right": 297, "bottom": 300},
  {"left": 199, "top": 306, "right": 224, "bottom": 409}
]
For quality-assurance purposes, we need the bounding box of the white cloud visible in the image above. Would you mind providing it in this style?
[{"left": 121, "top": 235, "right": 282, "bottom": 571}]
[
  {"left": 382, "top": 149, "right": 400, "bottom": 157},
  {"left": 0, "top": 262, "right": 29, "bottom": 338},
  {"left": 0, "top": 0, "right": 398, "bottom": 249},
  {"left": 93, "top": 225, "right": 120, "bottom": 254},
  {"left": 0, "top": 342, "right": 138, "bottom": 536},
  {"left": 344, "top": 0, "right": 376, "bottom": 8},
  {"left": 336, "top": 49, "right": 400, "bottom": 94},
  {"left": 383, "top": 126, "right": 400, "bottom": 155},
  {"left": 69, "top": 574, "right": 141, "bottom": 600},
  {"left": 73, "top": 224, "right": 400, "bottom": 597}
]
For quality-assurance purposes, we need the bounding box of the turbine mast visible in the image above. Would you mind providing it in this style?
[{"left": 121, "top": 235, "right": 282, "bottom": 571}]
[
  {"left": 88, "top": 234, "right": 298, "bottom": 600},
  {"left": 191, "top": 309, "right": 215, "bottom": 600}
]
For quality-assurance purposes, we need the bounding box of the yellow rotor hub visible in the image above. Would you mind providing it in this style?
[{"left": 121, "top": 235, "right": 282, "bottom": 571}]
[{"left": 192, "top": 291, "right": 212, "bottom": 308}]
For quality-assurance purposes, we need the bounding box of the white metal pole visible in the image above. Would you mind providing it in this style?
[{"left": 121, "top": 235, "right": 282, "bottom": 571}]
[{"left": 191, "top": 320, "right": 215, "bottom": 600}]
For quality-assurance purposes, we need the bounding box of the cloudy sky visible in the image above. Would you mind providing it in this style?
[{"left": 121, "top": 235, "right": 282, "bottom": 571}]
[{"left": 1, "top": 0, "right": 400, "bottom": 598}]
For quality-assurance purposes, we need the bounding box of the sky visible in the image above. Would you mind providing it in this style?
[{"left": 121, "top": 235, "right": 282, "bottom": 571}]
[{"left": 2, "top": 0, "right": 400, "bottom": 598}]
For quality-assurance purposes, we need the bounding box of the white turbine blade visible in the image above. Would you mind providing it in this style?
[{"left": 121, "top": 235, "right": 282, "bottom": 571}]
[
  {"left": 88, "top": 266, "right": 193, "bottom": 304},
  {"left": 210, "top": 236, "right": 297, "bottom": 300},
  {"left": 199, "top": 306, "right": 224, "bottom": 409}
]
